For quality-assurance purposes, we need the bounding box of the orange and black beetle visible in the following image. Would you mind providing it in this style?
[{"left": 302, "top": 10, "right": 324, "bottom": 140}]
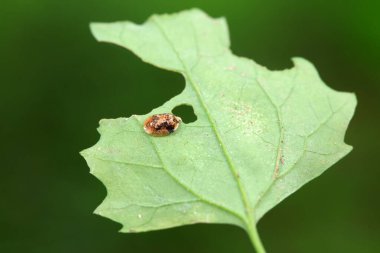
[{"left": 143, "top": 113, "right": 182, "bottom": 137}]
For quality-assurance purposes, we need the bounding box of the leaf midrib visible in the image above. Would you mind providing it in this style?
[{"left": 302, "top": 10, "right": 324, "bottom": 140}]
[{"left": 151, "top": 17, "right": 254, "bottom": 227}]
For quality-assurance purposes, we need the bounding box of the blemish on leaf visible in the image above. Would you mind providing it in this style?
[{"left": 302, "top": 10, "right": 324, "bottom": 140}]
[
  {"left": 225, "top": 65, "right": 236, "bottom": 71},
  {"left": 227, "top": 102, "right": 264, "bottom": 137}
]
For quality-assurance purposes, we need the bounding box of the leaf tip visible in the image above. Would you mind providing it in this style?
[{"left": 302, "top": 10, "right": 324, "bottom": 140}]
[
  {"left": 89, "top": 22, "right": 124, "bottom": 43},
  {"left": 351, "top": 92, "right": 358, "bottom": 108},
  {"left": 89, "top": 22, "right": 102, "bottom": 41},
  {"left": 79, "top": 149, "right": 87, "bottom": 158},
  {"left": 291, "top": 57, "right": 315, "bottom": 71}
]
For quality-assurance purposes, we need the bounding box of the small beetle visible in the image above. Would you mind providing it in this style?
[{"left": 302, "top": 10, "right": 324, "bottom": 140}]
[{"left": 143, "top": 113, "right": 182, "bottom": 137}]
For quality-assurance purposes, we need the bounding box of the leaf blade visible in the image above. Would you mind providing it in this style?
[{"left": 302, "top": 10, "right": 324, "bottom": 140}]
[{"left": 82, "top": 8, "right": 356, "bottom": 250}]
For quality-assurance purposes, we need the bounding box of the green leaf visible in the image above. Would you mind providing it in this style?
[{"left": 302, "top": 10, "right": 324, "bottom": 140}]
[{"left": 81, "top": 9, "right": 356, "bottom": 252}]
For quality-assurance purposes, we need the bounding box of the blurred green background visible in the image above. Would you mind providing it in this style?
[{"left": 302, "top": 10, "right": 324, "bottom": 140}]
[{"left": 1, "top": 0, "right": 379, "bottom": 252}]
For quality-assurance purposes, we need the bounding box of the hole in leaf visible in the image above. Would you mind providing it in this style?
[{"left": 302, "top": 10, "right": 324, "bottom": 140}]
[{"left": 172, "top": 104, "right": 197, "bottom": 124}]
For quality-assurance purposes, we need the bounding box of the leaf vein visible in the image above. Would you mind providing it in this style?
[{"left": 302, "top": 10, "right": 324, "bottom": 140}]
[
  {"left": 132, "top": 116, "right": 246, "bottom": 224},
  {"left": 150, "top": 17, "right": 252, "bottom": 226}
]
